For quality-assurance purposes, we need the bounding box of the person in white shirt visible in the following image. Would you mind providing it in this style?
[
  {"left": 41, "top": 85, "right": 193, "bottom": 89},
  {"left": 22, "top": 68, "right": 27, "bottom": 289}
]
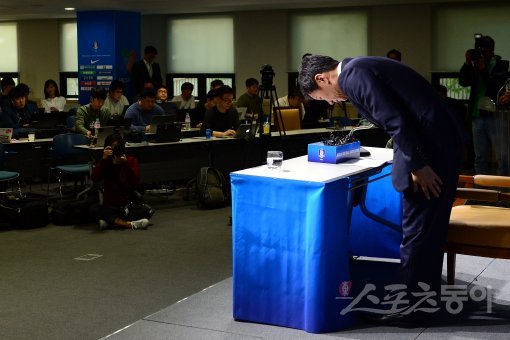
[
  {"left": 171, "top": 82, "right": 196, "bottom": 110},
  {"left": 41, "top": 79, "right": 66, "bottom": 113},
  {"left": 103, "top": 80, "right": 130, "bottom": 117},
  {"left": 277, "top": 89, "right": 306, "bottom": 119}
]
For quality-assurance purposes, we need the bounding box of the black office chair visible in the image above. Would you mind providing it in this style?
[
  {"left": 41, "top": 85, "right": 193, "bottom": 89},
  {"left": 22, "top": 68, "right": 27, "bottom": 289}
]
[
  {"left": 48, "top": 133, "right": 91, "bottom": 197},
  {"left": 0, "top": 143, "right": 22, "bottom": 197}
]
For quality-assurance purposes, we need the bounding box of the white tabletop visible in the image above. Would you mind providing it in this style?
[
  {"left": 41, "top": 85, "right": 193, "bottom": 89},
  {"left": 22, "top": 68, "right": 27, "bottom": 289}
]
[{"left": 232, "top": 147, "right": 393, "bottom": 183}]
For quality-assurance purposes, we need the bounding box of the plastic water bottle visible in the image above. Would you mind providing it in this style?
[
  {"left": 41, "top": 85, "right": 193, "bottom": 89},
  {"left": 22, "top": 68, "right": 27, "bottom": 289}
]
[
  {"left": 184, "top": 113, "right": 191, "bottom": 130},
  {"left": 94, "top": 118, "right": 101, "bottom": 136}
]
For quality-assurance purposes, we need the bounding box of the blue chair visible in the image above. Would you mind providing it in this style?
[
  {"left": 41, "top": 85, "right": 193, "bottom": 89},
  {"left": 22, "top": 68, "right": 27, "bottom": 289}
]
[
  {"left": 0, "top": 143, "right": 22, "bottom": 197},
  {"left": 48, "top": 133, "right": 91, "bottom": 197}
]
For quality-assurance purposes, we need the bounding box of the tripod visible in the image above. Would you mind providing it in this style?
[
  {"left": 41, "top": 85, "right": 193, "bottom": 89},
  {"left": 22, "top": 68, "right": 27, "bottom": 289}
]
[{"left": 257, "top": 83, "right": 286, "bottom": 138}]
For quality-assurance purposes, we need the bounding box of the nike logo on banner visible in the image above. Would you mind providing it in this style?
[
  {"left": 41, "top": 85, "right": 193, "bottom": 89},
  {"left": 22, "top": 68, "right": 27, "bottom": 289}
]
[{"left": 91, "top": 59, "right": 100, "bottom": 64}]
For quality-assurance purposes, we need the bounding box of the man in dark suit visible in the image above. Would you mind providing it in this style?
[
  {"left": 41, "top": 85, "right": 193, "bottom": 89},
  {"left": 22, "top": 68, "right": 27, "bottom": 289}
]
[
  {"left": 299, "top": 55, "right": 464, "bottom": 327},
  {"left": 130, "top": 45, "right": 163, "bottom": 100}
]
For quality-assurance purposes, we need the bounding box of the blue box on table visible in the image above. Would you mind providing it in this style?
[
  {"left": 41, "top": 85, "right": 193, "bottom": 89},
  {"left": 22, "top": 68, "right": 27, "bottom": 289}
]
[{"left": 308, "top": 141, "right": 360, "bottom": 164}]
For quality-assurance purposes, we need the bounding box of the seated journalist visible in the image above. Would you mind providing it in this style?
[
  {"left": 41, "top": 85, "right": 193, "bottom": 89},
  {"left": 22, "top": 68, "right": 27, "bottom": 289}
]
[
  {"left": 200, "top": 85, "right": 240, "bottom": 137},
  {"left": 75, "top": 87, "right": 111, "bottom": 138},
  {"left": 125, "top": 88, "right": 165, "bottom": 132},
  {"left": 1, "top": 84, "right": 38, "bottom": 139}
]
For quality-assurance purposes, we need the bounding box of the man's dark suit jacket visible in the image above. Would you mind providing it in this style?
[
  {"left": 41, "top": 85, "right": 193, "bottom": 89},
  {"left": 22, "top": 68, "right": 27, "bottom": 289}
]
[
  {"left": 338, "top": 57, "right": 463, "bottom": 192},
  {"left": 131, "top": 59, "right": 163, "bottom": 95}
]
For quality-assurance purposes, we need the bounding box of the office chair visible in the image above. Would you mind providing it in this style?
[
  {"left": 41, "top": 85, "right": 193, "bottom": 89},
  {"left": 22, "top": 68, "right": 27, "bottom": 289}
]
[
  {"left": 273, "top": 106, "right": 301, "bottom": 132},
  {"left": 446, "top": 174, "right": 510, "bottom": 284},
  {"left": 0, "top": 143, "right": 22, "bottom": 197},
  {"left": 48, "top": 133, "right": 91, "bottom": 197}
]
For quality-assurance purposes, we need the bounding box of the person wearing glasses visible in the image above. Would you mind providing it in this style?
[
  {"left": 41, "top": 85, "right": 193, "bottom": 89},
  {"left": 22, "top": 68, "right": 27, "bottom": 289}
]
[
  {"left": 103, "top": 80, "right": 130, "bottom": 117},
  {"left": 200, "top": 85, "right": 239, "bottom": 137}
]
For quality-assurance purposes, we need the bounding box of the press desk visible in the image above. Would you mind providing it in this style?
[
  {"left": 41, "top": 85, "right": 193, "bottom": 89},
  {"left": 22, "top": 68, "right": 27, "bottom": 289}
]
[{"left": 230, "top": 147, "right": 402, "bottom": 333}]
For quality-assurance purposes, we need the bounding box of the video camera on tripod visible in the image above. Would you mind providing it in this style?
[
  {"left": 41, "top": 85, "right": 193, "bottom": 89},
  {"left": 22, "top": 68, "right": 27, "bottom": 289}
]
[{"left": 260, "top": 64, "right": 275, "bottom": 90}]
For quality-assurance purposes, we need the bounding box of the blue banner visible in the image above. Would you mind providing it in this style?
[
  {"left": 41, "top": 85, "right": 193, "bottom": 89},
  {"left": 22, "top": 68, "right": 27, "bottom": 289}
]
[{"left": 77, "top": 11, "right": 140, "bottom": 104}]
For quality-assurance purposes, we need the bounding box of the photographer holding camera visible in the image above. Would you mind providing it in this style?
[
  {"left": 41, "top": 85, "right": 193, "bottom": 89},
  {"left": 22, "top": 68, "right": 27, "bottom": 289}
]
[
  {"left": 459, "top": 34, "right": 509, "bottom": 175},
  {"left": 91, "top": 133, "right": 151, "bottom": 230}
]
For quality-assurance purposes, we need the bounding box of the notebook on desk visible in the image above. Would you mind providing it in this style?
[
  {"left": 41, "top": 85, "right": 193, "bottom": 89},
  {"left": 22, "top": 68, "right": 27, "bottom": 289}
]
[
  {"left": 149, "top": 115, "right": 176, "bottom": 133},
  {"left": 154, "top": 123, "right": 182, "bottom": 143},
  {"left": 0, "top": 128, "right": 13, "bottom": 143}
]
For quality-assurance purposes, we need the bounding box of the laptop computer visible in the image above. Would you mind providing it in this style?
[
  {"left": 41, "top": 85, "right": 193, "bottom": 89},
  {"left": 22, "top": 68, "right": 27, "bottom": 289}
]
[
  {"left": 154, "top": 123, "right": 182, "bottom": 143},
  {"left": 30, "top": 114, "right": 58, "bottom": 129},
  {"left": 95, "top": 126, "right": 129, "bottom": 147},
  {"left": 217, "top": 124, "right": 252, "bottom": 139},
  {"left": 149, "top": 115, "right": 176, "bottom": 133},
  {"left": 157, "top": 102, "right": 178, "bottom": 116},
  {"left": 106, "top": 117, "right": 132, "bottom": 129},
  {"left": 0, "top": 128, "right": 13, "bottom": 143}
]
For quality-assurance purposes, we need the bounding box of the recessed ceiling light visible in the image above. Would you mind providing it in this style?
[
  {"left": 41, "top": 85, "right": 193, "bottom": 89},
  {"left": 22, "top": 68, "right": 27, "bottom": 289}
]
[{"left": 65, "top": 7, "right": 75, "bottom": 11}]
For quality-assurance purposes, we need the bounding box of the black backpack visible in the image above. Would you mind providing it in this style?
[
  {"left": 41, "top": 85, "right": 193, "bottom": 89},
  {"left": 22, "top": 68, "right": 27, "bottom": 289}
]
[
  {"left": 0, "top": 197, "right": 49, "bottom": 229},
  {"left": 193, "top": 167, "right": 227, "bottom": 209}
]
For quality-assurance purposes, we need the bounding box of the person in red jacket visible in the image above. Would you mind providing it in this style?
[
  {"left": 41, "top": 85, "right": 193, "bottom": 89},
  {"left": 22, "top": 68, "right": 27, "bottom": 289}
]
[{"left": 91, "top": 133, "right": 149, "bottom": 230}]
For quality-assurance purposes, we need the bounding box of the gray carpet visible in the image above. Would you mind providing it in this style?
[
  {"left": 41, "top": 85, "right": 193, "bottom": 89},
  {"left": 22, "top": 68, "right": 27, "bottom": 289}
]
[
  {"left": 3, "top": 189, "right": 510, "bottom": 339},
  {"left": 0, "top": 191, "right": 233, "bottom": 340},
  {"left": 104, "top": 257, "right": 510, "bottom": 340}
]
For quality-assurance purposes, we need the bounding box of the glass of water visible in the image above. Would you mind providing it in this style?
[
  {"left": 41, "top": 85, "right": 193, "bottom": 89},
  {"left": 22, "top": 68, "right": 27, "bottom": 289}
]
[{"left": 267, "top": 151, "right": 283, "bottom": 170}]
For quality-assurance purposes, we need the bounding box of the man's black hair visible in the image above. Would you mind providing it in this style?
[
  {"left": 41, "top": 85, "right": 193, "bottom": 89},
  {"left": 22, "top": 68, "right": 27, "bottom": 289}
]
[
  {"left": 386, "top": 49, "right": 402, "bottom": 61},
  {"left": 139, "top": 88, "right": 157, "bottom": 100},
  {"left": 206, "top": 89, "right": 219, "bottom": 100},
  {"left": 18, "top": 83, "right": 30, "bottom": 96},
  {"left": 109, "top": 80, "right": 124, "bottom": 93},
  {"left": 1, "top": 76, "right": 15, "bottom": 90},
  {"left": 245, "top": 78, "right": 259, "bottom": 87},
  {"left": 144, "top": 45, "right": 158, "bottom": 55},
  {"left": 298, "top": 55, "right": 339, "bottom": 97},
  {"left": 91, "top": 87, "right": 107, "bottom": 100},
  {"left": 181, "top": 82, "right": 194, "bottom": 91},
  {"left": 210, "top": 79, "right": 224, "bottom": 88},
  {"left": 9, "top": 84, "right": 26, "bottom": 100},
  {"left": 217, "top": 85, "right": 234, "bottom": 97}
]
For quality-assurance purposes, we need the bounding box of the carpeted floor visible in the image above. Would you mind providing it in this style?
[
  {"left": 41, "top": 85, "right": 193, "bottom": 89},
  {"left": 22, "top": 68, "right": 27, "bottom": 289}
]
[{"left": 0, "top": 189, "right": 233, "bottom": 340}]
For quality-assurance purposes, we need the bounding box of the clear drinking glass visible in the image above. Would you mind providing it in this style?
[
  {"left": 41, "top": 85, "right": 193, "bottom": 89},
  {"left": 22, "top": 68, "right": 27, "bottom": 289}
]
[{"left": 267, "top": 151, "right": 283, "bottom": 170}]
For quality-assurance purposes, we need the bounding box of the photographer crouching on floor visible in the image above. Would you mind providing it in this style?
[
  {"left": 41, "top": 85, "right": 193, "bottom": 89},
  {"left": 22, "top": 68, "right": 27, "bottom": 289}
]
[{"left": 91, "top": 133, "right": 154, "bottom": 230}]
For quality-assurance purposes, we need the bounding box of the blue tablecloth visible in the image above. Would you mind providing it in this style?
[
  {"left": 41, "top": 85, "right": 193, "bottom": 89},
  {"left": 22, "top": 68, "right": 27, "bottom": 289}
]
[{"left": 231, "top": 153, "right": 401, "bottom": 333}]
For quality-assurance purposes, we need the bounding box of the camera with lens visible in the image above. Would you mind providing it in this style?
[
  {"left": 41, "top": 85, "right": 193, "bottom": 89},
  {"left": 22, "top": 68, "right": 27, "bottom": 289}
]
[
  {"left": 468, "top": 48, "right": 483, "bottom": 62},
  {"left": 112, "top": 143, "right": 125, "bottom": 157},
  {"left": 260, "top": 64, "right": 275, "bottom": 89},
  {"left": 468, "top": 33, "right": 484, "bottom": 62}
]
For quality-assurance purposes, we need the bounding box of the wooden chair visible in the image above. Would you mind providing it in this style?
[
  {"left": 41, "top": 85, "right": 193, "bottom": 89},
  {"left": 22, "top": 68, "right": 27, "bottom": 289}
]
[
  {"left": 446, "top": 174, "right": 510, "bottom": 284},
  {"left": 273, "top": 106, "right": 301, "bottom": 131}
]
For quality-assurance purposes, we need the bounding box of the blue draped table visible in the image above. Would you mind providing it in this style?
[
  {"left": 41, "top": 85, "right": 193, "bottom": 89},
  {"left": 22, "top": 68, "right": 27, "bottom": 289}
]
[{"left": 231, "top": 147, "right": 402, "bottom": 333}]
